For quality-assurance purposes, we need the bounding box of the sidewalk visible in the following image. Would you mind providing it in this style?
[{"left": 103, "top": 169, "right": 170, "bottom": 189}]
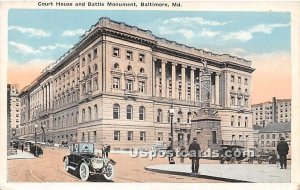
[
  {"left": 145, "top": 163, "right": 291, "bottom": 183},
  {"left": 7, "top": 149, "right": 35, "bottom": 160}
]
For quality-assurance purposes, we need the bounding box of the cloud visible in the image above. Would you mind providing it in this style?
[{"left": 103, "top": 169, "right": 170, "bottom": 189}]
[
  {"left": 198, "top": 28, "right": 221, "bottom": 37},
  {"left": 177, "top": 29, "right": 195, "bottom": 39},
  {"left": 8, "top": 59, "right": 54, "bottom": 90},
  {"left": 39, "top": 43, "right": 73, "bottom": 50},
  {"left": 222, "top": 23, "right": 290, "bottom": 42},
  {"left": 8, "top": 25, "right": 50, "bottom": 37},
  {"left": 9, "top": 41, "right": 41, "bottom": 55},
  {"left": 162, "top": 17, "right": 229, "bottom": 26},
  {"left": 246, "top": 51, "right": 291, "bottom": 104},
  {"left": 62, "top": 29, "right": 85, "bottom": 37}
]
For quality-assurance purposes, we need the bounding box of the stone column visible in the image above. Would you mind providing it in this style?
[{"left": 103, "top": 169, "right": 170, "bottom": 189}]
[
  {"left": 50, "top": 82, "right": 53, "bottom": 109},
  {"left": 235, "top": 94, "right": 238, "bottom": 106},
  {"left": 172, "top": 63, "right": 177, "bottom": 99},
  {"left": 190, "top": 67, "right": 195, "bottom": 102},
  {"left": 211, "top": 74, "right": 215, "bottom": 105},
  {"left": 181, "top": 65, "right": 186, "bottom": 100},
  {"left": 199, "top": 70, "right": 202, "bottom": 103},
  {"left": 44, "top": 85, "right": 47, "bottom": 110},
  {"left": 215, "top": 73, "right": 220, "bottom": 105},
  {"left": 152, "top": 59, "right": 156, "bottom": 97},
  {"left": 161, "top": 60, "right": 166, "bottom": 98}
]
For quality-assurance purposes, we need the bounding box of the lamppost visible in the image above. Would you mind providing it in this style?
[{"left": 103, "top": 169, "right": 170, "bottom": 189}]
[
  {"left": 88, "top": 129, "right": 90, "bottom": 143},
  {"left": 34, "top": 124, "right": 38, "bottom": 156},
  {"left": 168, "top": 105, "right": 175, "bottom": 149}
]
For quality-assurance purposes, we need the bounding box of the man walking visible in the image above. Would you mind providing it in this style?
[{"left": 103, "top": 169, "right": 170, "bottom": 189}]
[
  {"left": 276, "top": 137, "right": 289, "bottom": 169},
  {"left": 21, "top": 143, "right": 24, "bottom": 153},
  {"left": 188, "top": 137, "right": 201, "bottom": 173}
]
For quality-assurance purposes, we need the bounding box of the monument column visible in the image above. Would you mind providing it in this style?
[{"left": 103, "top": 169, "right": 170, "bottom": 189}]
[
  {"left": 199, "top": 70, "right": 202, "bottom": 103},
  {"left": 152, "top": 58, "right": 156, "bottom": 97}
]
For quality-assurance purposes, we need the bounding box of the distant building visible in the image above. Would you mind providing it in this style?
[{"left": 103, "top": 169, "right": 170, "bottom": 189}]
[
  {"left": 7, "top": 84, "right": 20, "bottom": 139},
  {"left": 258, "top": 122, "right": 291, "bottom": 158},
  {"left": 251, "top": 97, "right": 291, "bottom": 127}
]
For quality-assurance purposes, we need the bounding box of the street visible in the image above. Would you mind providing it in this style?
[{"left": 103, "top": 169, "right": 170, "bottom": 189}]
[{"left": 8, "top": 147, "right": 221, "bottom": 183}]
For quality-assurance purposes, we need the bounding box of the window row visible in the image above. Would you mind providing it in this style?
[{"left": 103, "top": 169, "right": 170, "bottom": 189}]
[
  {"left": 230, "top": 116, "right": 248, "bottom": 127},
  {"left": 81, "top": 48, "right": 98, "bottom": 66},
  {"left": 112, "top": 77, "right": 146, "bottom": 93},
  {"left": 260, "top": 133, "right": 289, "bottom": 140},
  {"left": 113, "top": 47, "right": 145, "bottom": 62},
  {"left": 113, "top": 104, "right": 145, "bottom": 120},
  {"left": 82, "top": 105, "right": 99, "bottom": 122},
  {"left": 230, "top": 96, "right": 249, "bottom": 107},
  {"left": 54, "top": 64, "right": 80, "bottom": 87},
  {"left": 113, "top": 131, "right": 146, "bottom": 141},
  {"left": 230, "top": 75, "right": 248, "bottom": 85},
  {"left": 156, "top": 109, "right": 193, "bottom": 124},
  {"left": 54, "top": 112, "right": 79, "bottom": 128}
]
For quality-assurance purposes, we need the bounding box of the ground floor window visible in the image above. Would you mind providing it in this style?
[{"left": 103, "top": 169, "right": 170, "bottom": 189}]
[
  {"left": 128, "top": 131, "right": 133, "bottom": 141},
  {"left": 140, "top": 131, "right": 146, "bottom": 141},
  {"left": 114, "top": 131, "right": 120, "bottom": 141}
]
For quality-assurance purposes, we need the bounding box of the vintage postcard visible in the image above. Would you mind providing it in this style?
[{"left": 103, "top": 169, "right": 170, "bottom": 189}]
[{"left": 1, "top": 1, "right": 300, "bottom": 190}]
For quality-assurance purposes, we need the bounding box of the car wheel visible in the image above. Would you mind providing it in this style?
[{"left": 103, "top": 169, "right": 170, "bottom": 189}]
[
  {"left": 258, "top": 158, "right": 262, "bottom": 164},
  {"left": 238, "top": 160, "right": 242, "bottom": 164},
  {"left": 79, "top": 162, "right": 90, "bottom": 181},
  {"left": 103, "top": 163, "right": 114, "bottom": 181},
  {"left": 64, "top": 157, "right": 69, "bottom": 172}
]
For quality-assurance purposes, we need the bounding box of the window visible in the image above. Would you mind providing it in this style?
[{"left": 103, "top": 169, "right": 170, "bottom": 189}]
[
  {"left": 245, "top": 117, "right": 248, "bottom": 127},
  {"left": 238, "top": 76, "right": 241, "bottom": 83},
  {"left": 157, "top": 132, "right": 163, "bottom": 141},
  {"left": 245, "top": 78, "right": 248, "bottom": 85},
  {"left": 113, "top": 47, "right": 120, "bottom": 57},
  {"left": 212, "top": 131, "right": 217, "bottom": 144},
  {"left": 140, "top": 68, "right": 145, "bottom": 73},
  {"left": 113, "top": 77, "right": 120, "bottom": 89},
  {"left": 140, "top": 131, "right": 146, "bottom": 141},
  {"left": 126, "top": 80, "right": 133, "bottom": 91},
  {"left": 272, "top": 141, "right": 276, "bottom": 147},
  {"left": 272, "top": 134, "right": 276, "bottom": 139},
  {"left": 139, "top": 53, "right": 145, "bottom": 62},
  {"left": 87, "top": 53, "right": 91, "bottom": 63},
  {"left": 126, "top": 105, "right": 133, "bottom": 119},
  {"left": 238, "top": 116, "right": 241, "bottom": 127},
  {"left": 266, "top": 134, "right": 270, "bottom": 139},
  {"left": 157, "top": 109, "right": 163, "bottom": 123},
  {"left": 261, "top": 141, "right": 264, "bottom": 147},
  {"left": 82, "top": 57, "right": 85, "bottom": 66},
  {"left": 114, "top": 63, "right": 119, "bottom": 69},
  {"left": 126, "top": 51, "right": 133, "bottom": 60},
  {"left": 93, "top": 64, "right": 98, "bottom": 71},
  {"left": 94, "top": 105, "right": 98, "bottom": 120},
  {"left": 245, "top": 98, "right": 249, "bottom": 107},
  {"left": 93, "top": 77, "right": 98, "bottom": 90},
  {"left": 113, "top": 104, "right": 120, "bottom": 119},
  {"left": 231, "top": 116, "right": 234, "bottom": 126},
  {"left": 82, "top": 109, "right": 85, "bottom": 122},
  {"left": 138, "top": 81, "right": 145, "bottom": 93},
  {"left": 231, "top": 75, "right": 235, "bottom": 82},
  {"left": 128, "top": 131, "right": 133, "bottom": 141},
  {"left": 139, "top": 106, "right": 145, "bottom": 120},
  {"left": 231, "top": 96, "right": 235, "bottom": 106},
  {"left": 238, "top": 98, "right": 242, "bottom": 106},
  {"left": 261, "top": 134, "right": 264, "bottom": 139},
  {"left": 114, "top": 131, "right": 120, "bottom": 141},
  {"left": 93, "top": 48, "right": 98, "bottom": 59},
  {"left": 88, "top": 107, "right": 91, "bottom": 121}
]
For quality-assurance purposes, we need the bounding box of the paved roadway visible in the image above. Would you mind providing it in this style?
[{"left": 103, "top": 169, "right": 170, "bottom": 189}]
[{"left": 8, "top": 147, "right": 221, "bottom": 183}]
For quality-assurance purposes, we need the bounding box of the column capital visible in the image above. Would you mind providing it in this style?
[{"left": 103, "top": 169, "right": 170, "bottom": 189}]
[
  {"left": 215, "top": 72, "right": 221, "bottom": 76},
  {"left": 161, "top": 60, "right": 168, "bottom": 64},
  {"left": 171, "top": 62, "right": 177, "bottom": 66},
  {"left": 191, "top": 66, "right": 196, "bottom": 71},
  {"left": 181, "top": 64, "right": 187, "bottom": 69},
  {"left": 153, "top": 58, "right": 158, "bottom": 62}
]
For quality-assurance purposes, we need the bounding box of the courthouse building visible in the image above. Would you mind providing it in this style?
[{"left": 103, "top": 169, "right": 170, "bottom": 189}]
[
  {"left": 17, "top": 17, "right": 255, "bottom": 150},
  {"left": 7, "top": 84, "right": 20, "bottom": 138}
]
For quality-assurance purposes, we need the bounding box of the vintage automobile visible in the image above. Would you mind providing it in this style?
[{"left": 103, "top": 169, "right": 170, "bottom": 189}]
[
  {"left": 218, "top": 145, "right": 247, "bottom": 164},
  {"left": 63, "top": 143, "right": 116, "bottom": 181},
  {"left": 29, "top": 144, "right": 43, "bottom": 157}
]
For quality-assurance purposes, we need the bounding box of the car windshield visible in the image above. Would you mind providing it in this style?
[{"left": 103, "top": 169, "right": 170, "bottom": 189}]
[{"left": 78, "top": 143, "right": 94, "bottom": 154}]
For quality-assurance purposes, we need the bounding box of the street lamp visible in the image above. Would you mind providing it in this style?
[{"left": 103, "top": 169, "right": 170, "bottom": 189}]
[
  {"left": 88, "top": 129, "right": 90, "bottom": 143},
  {"left": 34, "top": 124, "right": 38, "bottom": 156},
  {"left": 168, "top": 105, "right": 175, "bottom": 149}
]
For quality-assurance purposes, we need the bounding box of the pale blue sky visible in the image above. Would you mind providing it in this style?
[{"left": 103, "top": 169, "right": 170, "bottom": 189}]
[{"left": 8, "top": 9, "right": 291, "bottom": 64}]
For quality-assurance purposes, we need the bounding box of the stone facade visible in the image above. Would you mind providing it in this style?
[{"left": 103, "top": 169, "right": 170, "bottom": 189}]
[
  {"left": 7, "top": 84, "right": 20, "bottom": 139},
  {"left": 17, "top": 17, "right": 255, "bottom": 150}
]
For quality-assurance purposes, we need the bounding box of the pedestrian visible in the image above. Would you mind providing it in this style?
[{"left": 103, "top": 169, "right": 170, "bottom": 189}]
[
  {"left": 102, "top": 145, "right": 106, "bottom": 158},
  {"left": 276, "top": 137, "right": 289, "bottom": 169},
  {"left": 105, "top": 145, "right": 110, "bottom": 158},
  {"left": 179, "top": 145, "right": 186, "bottom": 163},
  {"left": 21, "top": 143, "right": 24, "bottom": 153},
  {"left": 188, "top": 137, "right": 201, "bottom": 173}
]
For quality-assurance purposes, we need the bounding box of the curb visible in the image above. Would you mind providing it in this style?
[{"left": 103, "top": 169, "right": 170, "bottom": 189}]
[{"left": 144, "top": 166, "right": 251, "bottom": 183}]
